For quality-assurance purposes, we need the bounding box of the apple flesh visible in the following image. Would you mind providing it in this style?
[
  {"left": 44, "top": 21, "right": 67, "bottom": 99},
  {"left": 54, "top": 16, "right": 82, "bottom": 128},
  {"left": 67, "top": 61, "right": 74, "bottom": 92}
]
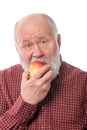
[{"left": 29, "top": 61, "right": 46, "bottom": 77}]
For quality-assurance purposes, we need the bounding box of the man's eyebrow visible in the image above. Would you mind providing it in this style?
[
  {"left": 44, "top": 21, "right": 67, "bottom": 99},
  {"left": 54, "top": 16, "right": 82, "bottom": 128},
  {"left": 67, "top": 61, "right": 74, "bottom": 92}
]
[
  {"left": 22, "top": 36, "right": 49, "bottom": 44},
  {"left": 23, "top": 39, "right": 30, "bottom": 43},
  {"left": 38, "top": 35, "right": 49, "bottom": 39}
]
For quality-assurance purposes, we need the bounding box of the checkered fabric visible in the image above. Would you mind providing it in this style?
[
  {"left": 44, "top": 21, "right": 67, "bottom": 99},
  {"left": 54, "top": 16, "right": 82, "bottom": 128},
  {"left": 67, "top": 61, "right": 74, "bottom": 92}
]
[{"left": 0, "top": 61, "right": 87, "bottom": 130}]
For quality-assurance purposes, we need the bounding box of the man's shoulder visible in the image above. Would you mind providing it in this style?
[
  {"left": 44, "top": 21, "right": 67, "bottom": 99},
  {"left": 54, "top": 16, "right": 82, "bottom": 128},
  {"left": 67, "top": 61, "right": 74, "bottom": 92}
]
[
  {"left": 60, "top": 61, "right": 87, "bottom": 81},
  {"left": 0, "top": 64, "right": 23, "bottom": 80},
  {"left": 62, "top": 61, "right": 87, "bottom": 73}
]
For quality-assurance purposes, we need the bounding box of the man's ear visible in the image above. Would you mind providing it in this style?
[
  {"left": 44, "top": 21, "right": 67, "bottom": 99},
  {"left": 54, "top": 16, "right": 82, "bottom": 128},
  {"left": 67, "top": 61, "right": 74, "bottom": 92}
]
[{"left": 57, "top": 34, "right": 61, "bottom": 48}]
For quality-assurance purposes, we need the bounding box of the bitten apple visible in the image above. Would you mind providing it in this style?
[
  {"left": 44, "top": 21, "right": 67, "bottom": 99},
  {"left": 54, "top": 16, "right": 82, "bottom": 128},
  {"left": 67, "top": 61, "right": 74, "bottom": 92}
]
[{"left": 29, "top": 61, "right": 46, "bottom": 77}]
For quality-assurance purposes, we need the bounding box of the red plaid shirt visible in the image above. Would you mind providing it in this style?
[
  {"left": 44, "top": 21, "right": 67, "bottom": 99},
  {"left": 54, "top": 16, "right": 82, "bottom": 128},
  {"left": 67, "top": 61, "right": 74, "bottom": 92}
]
[{"left": 0, "top": 61, "right": 87, "bottom": 130}]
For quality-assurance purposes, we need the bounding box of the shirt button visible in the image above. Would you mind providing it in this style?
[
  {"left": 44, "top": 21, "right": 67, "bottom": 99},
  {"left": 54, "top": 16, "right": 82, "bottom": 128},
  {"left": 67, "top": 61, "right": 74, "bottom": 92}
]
[
  {"left": 42, "top": 106, "right": 44, "bottom": 109},
  {"left": 40, "top": 126, "right": 44, "bottom": 129},
  {"left": 31, "top": 111, "right": 35, "bottom": 114}
]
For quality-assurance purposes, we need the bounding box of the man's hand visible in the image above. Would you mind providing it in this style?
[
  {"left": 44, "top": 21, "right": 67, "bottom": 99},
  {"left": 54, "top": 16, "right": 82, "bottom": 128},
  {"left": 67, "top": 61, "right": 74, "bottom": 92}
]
[{"left": 21, "top": 65, "right": 53, "bottom": 105}]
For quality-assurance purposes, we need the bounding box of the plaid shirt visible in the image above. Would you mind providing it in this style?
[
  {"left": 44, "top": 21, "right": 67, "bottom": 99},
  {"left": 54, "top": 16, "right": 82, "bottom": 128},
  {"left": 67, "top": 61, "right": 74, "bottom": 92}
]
[{"left": 0, "top": 61, "right": 87, "bottom": 130}]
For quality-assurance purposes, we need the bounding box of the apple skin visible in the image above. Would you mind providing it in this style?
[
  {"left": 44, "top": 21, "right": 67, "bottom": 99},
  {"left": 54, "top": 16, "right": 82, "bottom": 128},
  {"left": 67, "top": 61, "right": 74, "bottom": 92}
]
[{"left": 29, "top": 61, "right": 46, "bottom": 77}]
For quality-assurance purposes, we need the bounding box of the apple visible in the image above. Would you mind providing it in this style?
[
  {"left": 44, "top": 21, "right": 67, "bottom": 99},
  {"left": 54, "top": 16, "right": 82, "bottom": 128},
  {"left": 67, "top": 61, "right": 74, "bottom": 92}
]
[{"left": 29, "top": 61, "right": 46, "bottom": 77}]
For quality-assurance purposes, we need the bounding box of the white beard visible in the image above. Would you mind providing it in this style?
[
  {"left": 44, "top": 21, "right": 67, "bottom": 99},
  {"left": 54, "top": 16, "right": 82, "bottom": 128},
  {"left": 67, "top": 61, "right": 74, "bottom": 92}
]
[
  {"left": 19, "top": 45, "right": 61, "bottom": 79},
  {"left": 50, "top": 49, "right": 61, "bottom": 79}
]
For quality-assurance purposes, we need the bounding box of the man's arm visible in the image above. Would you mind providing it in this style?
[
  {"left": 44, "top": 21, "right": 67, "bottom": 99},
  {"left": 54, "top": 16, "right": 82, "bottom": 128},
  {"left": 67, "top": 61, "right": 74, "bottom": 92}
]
[
  {"left": 0, "top": 92, "right": 37, "bottom": 129},
  {"left": 0, "top": 64, "right": 53, "bottom": 129}
]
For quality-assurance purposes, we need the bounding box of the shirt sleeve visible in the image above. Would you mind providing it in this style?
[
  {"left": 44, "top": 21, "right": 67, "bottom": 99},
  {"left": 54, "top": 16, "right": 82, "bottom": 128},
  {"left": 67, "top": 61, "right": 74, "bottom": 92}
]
[{"left": 0, "top": 95, "right": 37, "bottom": 129}]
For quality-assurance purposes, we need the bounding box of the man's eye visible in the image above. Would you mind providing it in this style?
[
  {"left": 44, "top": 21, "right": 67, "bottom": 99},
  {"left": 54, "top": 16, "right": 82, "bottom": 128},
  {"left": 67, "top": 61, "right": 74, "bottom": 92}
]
[
  {"left": 26, "top": 43, "right": 31, "bottom": 47},
  {"left": 41, "top": 40, "right": 46, "bottom": 44}
]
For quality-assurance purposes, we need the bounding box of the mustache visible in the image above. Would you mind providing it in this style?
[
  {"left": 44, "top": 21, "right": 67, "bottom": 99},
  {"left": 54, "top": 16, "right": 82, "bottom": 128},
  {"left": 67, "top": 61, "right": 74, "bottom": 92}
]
[{"left": 30, "top": 58, "right": 49, "bottom": 64}]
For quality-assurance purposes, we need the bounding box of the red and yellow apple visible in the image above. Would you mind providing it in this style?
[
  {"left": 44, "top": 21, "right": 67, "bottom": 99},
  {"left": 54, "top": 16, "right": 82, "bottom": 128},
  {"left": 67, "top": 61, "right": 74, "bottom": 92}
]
[{"left": 29, "top": 61, "right": 46, "bottom": 77}]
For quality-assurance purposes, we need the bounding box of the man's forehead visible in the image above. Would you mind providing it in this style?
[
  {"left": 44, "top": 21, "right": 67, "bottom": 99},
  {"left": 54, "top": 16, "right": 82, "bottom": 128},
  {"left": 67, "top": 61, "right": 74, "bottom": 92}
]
[{"left": 17, "top": 21, "right": 53, "bottom": 37}]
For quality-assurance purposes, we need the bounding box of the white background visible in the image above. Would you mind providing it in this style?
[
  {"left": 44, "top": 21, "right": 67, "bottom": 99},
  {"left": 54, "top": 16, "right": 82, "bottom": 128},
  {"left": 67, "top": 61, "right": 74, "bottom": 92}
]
[{"left": 0, "top": 0, "right": 87, "bottom": 71}]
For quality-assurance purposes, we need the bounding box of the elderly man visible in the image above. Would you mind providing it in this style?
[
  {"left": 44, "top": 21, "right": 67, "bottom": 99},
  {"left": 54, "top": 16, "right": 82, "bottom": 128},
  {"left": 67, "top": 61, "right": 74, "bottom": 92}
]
[{"left": 0, "top": 13, "right": 87, "bottom": 130}]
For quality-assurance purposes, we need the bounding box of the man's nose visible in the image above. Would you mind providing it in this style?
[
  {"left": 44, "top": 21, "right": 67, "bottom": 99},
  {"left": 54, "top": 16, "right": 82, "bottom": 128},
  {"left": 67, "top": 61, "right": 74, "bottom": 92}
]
[{"left": 32, "top": 45, "right": 44, "bottom": 58}]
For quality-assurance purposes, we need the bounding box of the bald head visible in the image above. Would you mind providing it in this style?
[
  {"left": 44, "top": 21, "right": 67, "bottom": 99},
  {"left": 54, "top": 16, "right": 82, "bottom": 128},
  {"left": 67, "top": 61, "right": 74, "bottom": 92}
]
[{"left": 14, "top": 13, "right": 58, "bottom": 44}]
